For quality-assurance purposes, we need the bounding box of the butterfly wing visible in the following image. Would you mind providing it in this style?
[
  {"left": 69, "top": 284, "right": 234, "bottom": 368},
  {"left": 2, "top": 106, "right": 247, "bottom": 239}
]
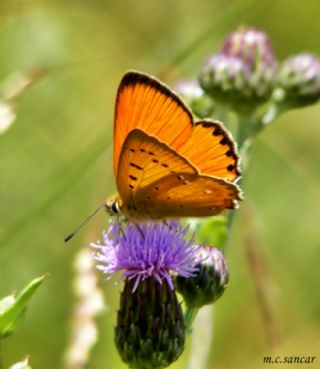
[
  {"left": 138, "top": 173, "right": 242, "bottom": 218},
  {"left": 178, "top": 120, "right": 241, "bottom": 182},
  {"left": 116, "top": 128, "right": 242, "bottom": 219},
  {"left": 114, "top": 71, "right": 194, "bottom": 176}
]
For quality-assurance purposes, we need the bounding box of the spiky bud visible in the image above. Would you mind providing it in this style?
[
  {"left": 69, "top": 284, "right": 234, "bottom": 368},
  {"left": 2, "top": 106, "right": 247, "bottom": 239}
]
[
  {"left": 174, "top": 79, "right": 214, "bottom": 118},
  {"left": 222, "top": 27, "right": 276, "bottom": 71},
  {"left": 176, "top": 246, "right": 229, "bottom": 308},
  {"left": 115, "top": 278, "right": 185, "bottom": 369},
  {"left": 274, "top": 53, "right": 320, "bottom": 107},
  {"left": 199, "top": 28, "right": 277, "bottom": 113}
]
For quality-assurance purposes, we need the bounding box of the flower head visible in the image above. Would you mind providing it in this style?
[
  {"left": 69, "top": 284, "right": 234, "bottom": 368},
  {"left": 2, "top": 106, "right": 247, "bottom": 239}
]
[
  {"left": 222, "top": 27, "right": 276, "bottom": 70},
  {"left": 274, "top": 53, "right": 320, "bottom": 107},
  {"left": 92, "top": 220, "right": 197, "bottom": 291},
  {"left": 199, "top": 28, "right": 277, "bottom": 113},
  {"left": 176, "top": 245, "right": 229, "bottom": 308},
  {"left": 199, "top": 53, "right": 273, "bottom": 112}
]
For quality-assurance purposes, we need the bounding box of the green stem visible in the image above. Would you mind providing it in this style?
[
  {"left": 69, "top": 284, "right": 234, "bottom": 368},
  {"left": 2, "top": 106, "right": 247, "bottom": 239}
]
[
  {"left": 261, "top": 103, "right": 285, "bottom": 127},
  {"left": 223, "top": 112, "right": 254, "bottom": 249},
  {"left": 187, "top": 305, "right": 214, "bottom": 369},
  {"left": 184, "top": 306, "right": 199, "bottom": 334}
]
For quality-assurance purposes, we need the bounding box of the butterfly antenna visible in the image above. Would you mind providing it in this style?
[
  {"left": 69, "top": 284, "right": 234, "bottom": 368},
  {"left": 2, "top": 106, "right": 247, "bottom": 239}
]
[{"left": 64, "top": 203, "right": 106, "bottom": 243}]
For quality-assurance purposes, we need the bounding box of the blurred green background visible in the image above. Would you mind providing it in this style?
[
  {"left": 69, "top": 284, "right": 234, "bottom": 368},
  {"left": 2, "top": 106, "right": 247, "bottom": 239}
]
[{"left": 1, "top": 0, "right": 320, "bottom": 368}]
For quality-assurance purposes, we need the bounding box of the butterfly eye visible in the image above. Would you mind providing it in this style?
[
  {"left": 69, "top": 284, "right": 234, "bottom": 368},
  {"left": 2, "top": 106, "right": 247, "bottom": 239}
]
[{"left": 111, "top": 200, "right": 121, "bottom": 215}]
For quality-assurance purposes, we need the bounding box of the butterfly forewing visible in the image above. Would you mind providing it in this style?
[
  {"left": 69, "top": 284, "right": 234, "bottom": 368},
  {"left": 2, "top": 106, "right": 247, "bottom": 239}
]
[
  {"left": 114, "top": 72, "right": 194, "bottom": 176},
  {"left": 178, "top": 120, "right": 241, "bottom": 182}
]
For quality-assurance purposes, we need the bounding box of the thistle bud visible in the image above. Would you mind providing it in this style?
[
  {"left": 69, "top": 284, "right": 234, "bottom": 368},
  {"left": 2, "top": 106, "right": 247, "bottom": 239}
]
[
  {"left": 199, "top": 28, "right": 277, "bottom": 113},
  {"left": 115, "top": 278, "right": 185, "bottom": 369},
  {"left": 176, "top": 246, "right": 229, "bottom": 308},
  {"left": 222, "top": 27, "right": 276, "bottom": 71},
  {"left": 174, "top": 79, "right": 214, "bottom": 118},
  {"left": 274, "top": 53, "right": 320, "bottom": 107}
]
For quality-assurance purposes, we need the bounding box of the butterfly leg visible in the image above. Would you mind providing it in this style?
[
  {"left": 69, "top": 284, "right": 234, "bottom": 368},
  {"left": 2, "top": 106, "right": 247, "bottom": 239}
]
[
  {"left": 132, "top": 222, "right": 145, "bottom": 240},
  {"left": 116, "top": 216, "right": 127, "bottom": 240}
]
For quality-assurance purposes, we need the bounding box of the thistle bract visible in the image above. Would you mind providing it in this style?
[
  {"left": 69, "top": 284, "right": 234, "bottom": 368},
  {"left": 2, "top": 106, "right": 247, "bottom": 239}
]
[
  {"left": 176, "top": 246, "right": 229, "bottom": 308},
  {"left": 174, "top": 79, "right": 214, "bottom": 118},
  {"left": 115, "top": 278, "right": 185, "bottom": 369},
  {"left": 274, "top": 53, "right": 320, "bottom": 107}
]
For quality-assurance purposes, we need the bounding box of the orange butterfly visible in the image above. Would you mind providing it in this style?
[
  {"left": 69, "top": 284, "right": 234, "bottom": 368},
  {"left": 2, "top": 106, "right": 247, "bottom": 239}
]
[{"left": 105, "top": 71, "right": 242, "bottom": 220}]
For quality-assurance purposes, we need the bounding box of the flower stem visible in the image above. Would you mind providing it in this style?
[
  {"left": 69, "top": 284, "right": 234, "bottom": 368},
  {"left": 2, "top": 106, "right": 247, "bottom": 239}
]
[
  {"left": 184, "top": 306, "right": 199, "bottom": 333},
  {"left": 261, "top": 103, "right": 285, "bottom": 127},
  {"left": 187, "top": 305, "right": 214, "bottom": 369}
]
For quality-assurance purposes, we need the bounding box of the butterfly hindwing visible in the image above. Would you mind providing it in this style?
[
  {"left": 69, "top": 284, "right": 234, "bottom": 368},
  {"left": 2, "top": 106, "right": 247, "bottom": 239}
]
[
  {"left": 116, "top": 128, "right": 197, "bottom": 206},
  {"left": 116, "top": 128, "right": 242, "bottom": 219},
  {"left": 137, "top": 172, "right": 242, "bottom": 218},
  {"left": 114, "top": 71, "right": 194, "bottom": 176}
]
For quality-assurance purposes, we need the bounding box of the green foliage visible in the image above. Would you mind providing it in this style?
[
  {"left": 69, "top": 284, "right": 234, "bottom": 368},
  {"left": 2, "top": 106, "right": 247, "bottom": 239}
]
[
  {"left": 194, "top": 216, "right": 227, "bottom": 247},
  {"left": 0, "top": 276, "right": 46, "bottom": 338}
]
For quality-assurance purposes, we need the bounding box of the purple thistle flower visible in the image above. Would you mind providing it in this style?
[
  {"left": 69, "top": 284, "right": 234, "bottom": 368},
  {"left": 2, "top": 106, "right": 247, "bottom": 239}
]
[{"left": 92, "top": 220, "right": 198, "bottom": 292}]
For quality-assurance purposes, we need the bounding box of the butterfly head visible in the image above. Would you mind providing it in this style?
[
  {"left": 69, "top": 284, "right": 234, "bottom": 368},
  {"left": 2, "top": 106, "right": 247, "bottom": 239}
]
[{"left": 105, "top": 195, "right": 122, "bottom": 217}]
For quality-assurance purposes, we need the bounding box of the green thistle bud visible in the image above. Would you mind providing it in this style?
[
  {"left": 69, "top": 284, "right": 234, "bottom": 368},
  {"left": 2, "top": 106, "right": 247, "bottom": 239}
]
[
  {"left": 174, "top": 79, "right": 214, "bottom": 118},
  {"left": 199, "top": 28, "right": 277, "bottom": 113},
  {"left": 115, "top": 278, "right": 185, "bottom": 369},
  {"left": 274, "top": 53, "right": 320, "bottom": 108},
  {"left": 176, "top": 246, "right": 229, "bottom": 308}
]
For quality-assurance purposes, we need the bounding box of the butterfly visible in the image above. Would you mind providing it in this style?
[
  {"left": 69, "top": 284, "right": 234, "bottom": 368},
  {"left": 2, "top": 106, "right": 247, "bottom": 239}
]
[{"left": 105, "top": 71, "right": 242, "bottom": 220}]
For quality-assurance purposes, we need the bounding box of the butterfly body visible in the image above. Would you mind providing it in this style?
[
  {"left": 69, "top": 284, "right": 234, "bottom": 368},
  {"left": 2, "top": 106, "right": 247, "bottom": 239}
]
[{"left": 107, "top": 71, "right": 243, "bottom": 221}]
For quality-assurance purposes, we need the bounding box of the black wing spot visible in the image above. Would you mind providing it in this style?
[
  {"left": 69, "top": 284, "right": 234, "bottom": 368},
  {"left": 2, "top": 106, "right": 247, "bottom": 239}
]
[
  {"left": 155, "top": 186, "right": 160, "bottom": 190},
  {"left": 140, "top": 148, "right": 146, "bottom": 153},
  {"left": 226, "top": 149, "right": 233, "bottom": 157},
  {"left": 129, "top": 148, "right": 136, "bottom": 153},
  {"left": 177, "top": 175, "right": 185, "bottom": 181},
  {"left": 148, "top": 151, "right": 155, "bottom": 156},
  {"left": 152, "top": 159, "right": 159, "bottom": 163},
  {"left": 130, "top": 162, "right": 143, "bottom": 170},
  {"left": 170, "top": 170, "right": 176, "bottom": 174},
  {"left": 220, "top": 137, "right": 228, "bottom": 145},
  {"left": 166, "top": 196, "right": 171, "bottom": 200},
  {"left": 213, "top": 127, "right": 223, "bottom": 136},
  {"left": 129, "top": 184, "right": 134, "bottom": 190},
  {"left": 129, "top": 175, "right": 138, "bottom": 181},
  {"left": 227, "top": 164, "right": 234, "bottom": 172},
  {"left": 161, "top": 163, "right": 169, "bottom": 168}
]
